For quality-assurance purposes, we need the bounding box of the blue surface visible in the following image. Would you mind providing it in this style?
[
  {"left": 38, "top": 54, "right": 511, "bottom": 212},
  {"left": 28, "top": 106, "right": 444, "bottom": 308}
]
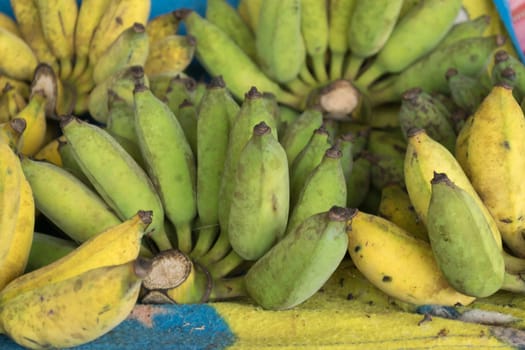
[
  {"left": 0, "top": 304, "right": 236, "bottom": 349},
  {"left": 493, "top": 0, "right": 525, "bottom": 63}
]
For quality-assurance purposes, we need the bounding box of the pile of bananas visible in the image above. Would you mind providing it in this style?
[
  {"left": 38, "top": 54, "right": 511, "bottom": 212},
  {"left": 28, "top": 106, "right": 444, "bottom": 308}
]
[{"left": 2, "top": 0, "right": 525, "bottom": 348}]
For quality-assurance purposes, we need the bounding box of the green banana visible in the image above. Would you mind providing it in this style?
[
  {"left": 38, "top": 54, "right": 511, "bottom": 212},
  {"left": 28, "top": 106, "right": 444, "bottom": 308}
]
[
  {"left": 176, "top": 99, "right": 198, "bottom": 157},
  {"left": 327, "top": 0, "right": 356, "bottom": 80},
  {"left": 276, "top": 105, "right": 300, "bottom": 139},
  {"left": 446, "top": 68, "right": 490, "bottom": 115},
  {"left": 426, "top": 172, "right": 505, "bottom": 297},
  {"left": 60, "top": 117, "right": 171, "bottom": 252},
  {"left": 366, "top": 129, "right": 406, "bottom": 190},
  {"left": 92, "top": 22, "right": 150, "bottom": 85},
  {"left": 300, "top": 0, "right": 329, "bottom": 83},
  {"left": 344, "top": 0, "right": 403, "bottom": 80},
  {"left": 20, "top": 157, "right": 122, "bottom": 244},
  {"left": 491, "top": 50, "right": 525, "bottom": 102},
  {"left": 206, "top": 0, "right": 256, "bottom": 59},
  {"left": 236, "top": 0, "right": 261, "bottom": 33},
  {"left": 286, "top": 146, "right": 347, "bottom": 236},
  {"left": 368, "top": 35, "right": 505, "bottom": 105},
  {"left": 365, "top": 103, "right": 401, "bottom": 129},
  {"left": 255, "top": 0, "right": 305, "bottom": 84},
  {"left": 355, "top": 0, "right": 462, "bottom": 88},
  {"left": 245, "top": 206, "right": 351, "bottom": 310},
  {"left": 335, "top": 132, "right": 354, "bottom": 183},
  {"left": 192, "top": 76, "right": 239, "bottom": 258},
  {"left": 133, "top": 83, "right": 196, "bottom": 254},
  {"left": 57, "top": 138, "right": 93, "bottom": 187},
  {"left": 25, "top": 232, "right": 77, "bottom": 272},
  {"left": 228, "top": 122, "right": 289, "bottom": 260},
  {"left": 434, "top": 14, "right": 491, "bottom": 50},
  {"left": 177, "top": 9, "right": 301, "bottom": 108},
  {"left": 398, "top": 87, "right": 456, "bottom": 153},
  {"left": 164, "top": 75, "right": 196, "bottom": 114}
]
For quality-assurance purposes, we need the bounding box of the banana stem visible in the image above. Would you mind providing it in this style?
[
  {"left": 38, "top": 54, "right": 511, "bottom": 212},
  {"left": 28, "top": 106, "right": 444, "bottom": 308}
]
[
  {"left": 197, "top": 229, "right": 231, "bottom": 266},
  {"left": 329, "top": 52, "right": 346, "bottom": 81},
  {"left": 191, "top": 224, "right": 219, "bottom": 258},
  {"left": 207, "top": 250, "right": 245, "bottom": 280},
  {"left": 353, "top": 62, "right": 384, "bottom": 91},
  {"left": 209, "top": 276, "right": 248, "bottom": 301},
  {"left": 175, "top": 221, "right": 193, "bottom": 254},
  {"left": 311, "top": 53, "right": 329, "bottom": 84},
  {"left": 501, "top": 271, "right": 525, "bottom": 293},
  {"left": 344, "top": 55, "right": 365, "bottom": 81},
  {"left": 276, "top": 90, "right": 303, "bottom": 110},
  {"left": 150, "top": 227, "right": 174, "bottom": 252},
  {"left": 299, "top": 65, "right": 318, "bottom": 86}
]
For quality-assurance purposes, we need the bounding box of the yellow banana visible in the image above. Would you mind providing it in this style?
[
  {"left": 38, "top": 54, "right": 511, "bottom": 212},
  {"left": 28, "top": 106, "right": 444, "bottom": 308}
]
[
  {"left": 144, "top": 35, "right": 196, "bottom": 78},
  {"left": 32, "top": 135, "right": 63, "bottom": 166},
  {"left": 0, "top": 83, "right": 26, "bottom": 122},
  {"left": 0, "top": 12, "right": 21, "bottom": 37},
  {"left": 0, "top": 118, "right": 26, "bottom": 150},
  {"left": 0, "top": 176, "right": 34, "bottom": 290},
  {"left": 146, "top": 10, "right": 180, "bottom": 45},
  {"left": 35, "top": 0, "right": 78, "bottom": 80},
  {"left": 0, "top": 210, "right": 152, "bottom": 304},
  {"left": 458, "top": 84, "right": 525, "bottom": 258},
  {"left": 0, "top": 75, "right": 29, "bottom": 100},
  {"left": 236, "top": 0, "right": 262, "bottom": 32},
  {"left": 9, "top": 0, "right": 58, "bottom": 71},
  {"left": 0, "top": 27, "right": 38, "bottom": 81},
  {"left": 15, "top": 90, "right": 47, "bottom": 156},
  {"left": 89, "top": 0, "right": 151, "bottom": 64},
  {"left": 0, "top": 258, "right": 150, "bottom": 350},
  {"left": 347, "top": 209, "right": 476, "bottom": 306}
]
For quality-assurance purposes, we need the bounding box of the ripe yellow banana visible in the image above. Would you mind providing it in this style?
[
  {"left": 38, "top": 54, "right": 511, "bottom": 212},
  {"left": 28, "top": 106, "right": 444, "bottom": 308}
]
[
  {"left": 0, "top": 84, "right": 26, "bottom": 123},
  {"left": 0, "top": 118, "right": 26, "bottom": 150},
  {"left": 0, "top": 12, "right": 20, "bottom": 37},
  {"left": 0, "top": 210, "right": 152, "bottom": 304},
  {"left": 35, "top": 0, "right": 78, "bottom": 80},
  {"left": 15, "top": 90, "right": 47, "bottom": 156},
  {"left": 458, "top": 84, "right": 525, "bottom": 258},
  {"left": 144, "top": 35, "right": 196, "bottom": 79},
  {"left": 236, "top": 0, "right": 261, "bottom": 33},
  {"left": 347, "top": 209, "right": 476, "bottom": 306},
  {"left": 0, "top": 27, "right": 38, "bottom": 81},
  {"left": 146, "top": 10, "right": 180, "bottom": 45},
  {"left": 32, "top": 135, "right": 63, "bottom": 166},
  {"left": 0, "top": 258, "right": 150, "bottom": 350}
]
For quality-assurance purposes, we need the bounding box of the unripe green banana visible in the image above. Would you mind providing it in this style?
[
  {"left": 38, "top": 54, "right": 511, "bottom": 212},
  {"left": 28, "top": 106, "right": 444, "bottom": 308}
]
[
  {"left": 459, "top": 84, "right": 525, "bottom": 258},
  {"left": 347, "top": 209, "right": 476, "bottom": 306},
  {"left": 287, "top": 146, "right": 347, "bottom": 236},
  {"left": 236, "top": 0, "right": 261, "bottom": 32},
  {"left": 365, "top": 104, "right": 401, "bottom": 129},
  {"left": 164, "top": 75, "right": 197, "bottom": 114},
  {"left": 25, "top": 232, "right": 77, "bottom": 272},
  {"left": 245, "top": 206, "right": 351, "bottom": 310},
  {"left": 346, "top": 155, "right": 372, "bottom": 209},
  {"left": 192, "top": 76, "right": 239, "bottom": 258},
  {"left": 228, "top": 122, "right": 289, "bottom": 260},
  {"left": 133, "top": 84, "right": 196, "bottom": 254},
  {"left": 491, "top": 50, "right": 525, "bottom": 102},
  {"left": 335, "top": 132, "right": 354, "bottom": 183},
  {"left": 446, "top": 68, "right": 489, "bottom": 115},
  {"left": 177, "top": 10, "right": 301, "bottom": 108},
  {"left": 57, "top": 139, "right": 92, "bottom": 187},
  {"left": 92, "top": 22, "right": 150, "bottom": 85},
  {"left": 355, "top": 0, "right": 462, "bottom": 88},
  {"left": 20, "top": 157, "right": 122, "bottom": 244},
  {"left": 255, "top": 0, "right": 306, "bottom": 83},
  {"left": 300, "top": 0, "right": 329, "bottom": 83},
  {"left": 327, "top": 0, "right": 356, "bottom": 80},
  {"left": 280, "top": 107, "right": 324, "bottom": 166},
  {"left": 426, "top": 172, "right": 505, "bottom": 297},
  {"left": 399, "top": 87, "right": 456, "bottom": 153},
  {"left": 366, "top": 130, "right": 406, "bottom": 190},
  {"left": 344, "top": 0, "right": 403, "bottom": 80},
  {"left": 176, "top": 99, "right": 198, "bottom": 156},
  {"left": 276, "top": 105, "right": 300, "bottom": 139},
  {"left": 206, "top": 0, "right": 256, "bottom": 60},
  {"left": 60, "top": 117, "right": 171, "bottom": 252},
  {"left": 369, "top": 35, "right": 505, "bottom": 105},
  {"left": 434, "top": 14, "right": 491, "bottom": 50}
]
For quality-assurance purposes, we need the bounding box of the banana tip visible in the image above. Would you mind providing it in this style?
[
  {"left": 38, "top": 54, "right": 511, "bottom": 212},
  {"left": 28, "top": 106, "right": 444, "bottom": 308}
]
[{"left": 174, "top": 9, "right": 193, "bottom": 21}]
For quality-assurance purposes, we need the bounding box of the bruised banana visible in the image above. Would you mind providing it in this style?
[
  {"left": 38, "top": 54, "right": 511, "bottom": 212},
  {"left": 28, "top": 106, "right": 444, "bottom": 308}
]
[
  {"left": 0, "top": 210, "right": 152, "bottom": 304},
  {"left": 61, "top": 117, "right": 171, "bottom": 251},
  {"left": 245, "top": 206, "right": 351, "bottom": 310},
  {"left": 0, "top": 258, "right": 151, "bottom": 350},
  {"left": 347, "top": 209, "right": 476, "bottom": 306},
  {"left": 458, "top": 84, "right": 525, "bottom": 258},
  {"left": 228, "top": 122, "right": 289, "bottom": 260}
]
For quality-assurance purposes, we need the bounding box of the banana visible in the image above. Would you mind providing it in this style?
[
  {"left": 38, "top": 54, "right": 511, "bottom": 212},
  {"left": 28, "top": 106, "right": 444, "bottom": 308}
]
[
  {"left": 133, "top": 83, "right": 196, "bottom": 254},
  {"left": 9, "top": 0, "right": 58, "bottom": 71},
  {"left": 146, "top": 10, "right": 180, "bottom": 45},
  {"left": 174, "top": 99, "right": 198, "bottom": 156},
  {"left": 0, "top": 27, "right": 39, "bottom": 81},
  {"left": 0, "top": 258, "right": 150, "bottom": 350},
  {"left": 60, "top": 116, "right": 171, "bottom": 251},
  {"left": 434, "top": 14, "right": 491, "bottom": 50},
  {"left": 93, "top": 22, "right": 150, "bottom": 85},
  {"left": 287, "top": 146, "right": 347, "bottom": 236},
  {"left": 35, "top": 0, "right": 78, "bottom": 80},
  {"left": 346, "top": 154, "right": 372, "bottom": 209},
  {"left": 228, "top": 122, "right": 289, "bottom": 260},
  {"left": 368, "top": 35, "right": 505, "bottom": 105},
  {"left": 491, "top": 50, "right": 525, "bottom": 102},
  {"left": 346, "top": 209, "right": 476, "bottom": 306},
  {"left": 344, "top": 0, "right": 403, "bottom": 80},
  {"left": 57, "top": 138, "right": 94, "bottom": 186},
  {"left": 0, "top": 84, "right": 26, "bottom": 123},
  {"left": 88, "top": 0, "right": 151, "bottom": 65},
  {"left": 365, "top": 103, "right": 401, "bottom": 129},
  {"left": 255, "top": 0, "right": 305, "bottom": 84},
  {"left": 236, "top": 0, "right": 261, "bottom": 32},
  {"left": 377, "top": 183, "right": 428, "bottom": 242},
  {"left": 0, "top": 118, "right": 26, "bottom": 150},
  {"left": 403, "top": 128, "right": 503, "bottom": 251},
  {"left": 33, "top": 135, "right": 63, "bottom": 166},
  {"left": 14, "top": 90, "right": 47, "bottom": 156},
  {"left": 459, "top": 84, "right": 525, "bottom": 258},
  {"left": 144, "top": 35, "right": 196, "bottom": 79},
  {"left": 289, "top": 126, "right": 331, "bottom": 206},
  {"left": 164, "top": 75, "right": 197, "bottom": 116},
  {"left": 367, "top": 129, "right": 406, "bottom": 190},
  {"left": 398, "top": 87, "right": 456, "bottom": 153},
  {"left": 327, "top": 0, "right": 356, "bottom": 80},
  {"left": 206, "top": 0, "right": 256, "bottom": 60},
  {"left": 0, "top": 210, "right": 152, "bottom": 305},
  {"left": 0, "top": 174, "right": 34, "bottom": 290},
  {"left": 25, "top": 233, "right": 77, "bottom": 272},
  {"left": 300, "top": 0, "right": 329, "bottom": 83},
  {"left": 245, "top": 206, "right": 350, "bottom": 310},
  {"left": 0, "top": 12, "right": 20, "bottom": 37},
  {"left": 426, "top": 172, "right": 504, "bottom": 297},
  {"left": 177, "top": 9, "right": 301, "bottom": 108},
  {"left": 193, "top": 76, "right": 239, "bottom": 258},
  {"left": 70, "top": 0, "right": 112, "bottom": 79},
  {"left": 334, "top": 132, "right": 354, "bottom": 182},
  {"left": 0, "top": 75, "right": 29, "bottom": 100},
  {"left": 354, "top": 0, "right": 462, "bottom": 89},
  {"left": 446, "top": 68, "right": 489, "bottom": 115}
]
